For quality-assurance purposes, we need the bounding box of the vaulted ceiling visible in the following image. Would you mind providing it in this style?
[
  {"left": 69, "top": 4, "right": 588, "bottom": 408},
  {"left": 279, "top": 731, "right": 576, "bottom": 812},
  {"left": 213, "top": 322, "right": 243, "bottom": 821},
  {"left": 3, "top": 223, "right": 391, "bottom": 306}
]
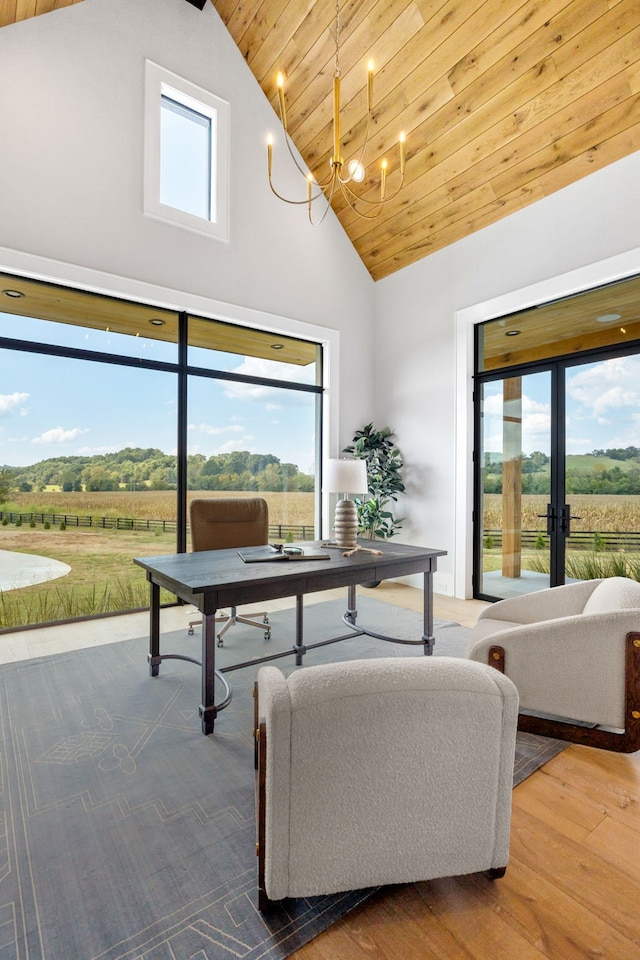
[{"left": 2, "top": 0, "right": 639, "bottom": 280}]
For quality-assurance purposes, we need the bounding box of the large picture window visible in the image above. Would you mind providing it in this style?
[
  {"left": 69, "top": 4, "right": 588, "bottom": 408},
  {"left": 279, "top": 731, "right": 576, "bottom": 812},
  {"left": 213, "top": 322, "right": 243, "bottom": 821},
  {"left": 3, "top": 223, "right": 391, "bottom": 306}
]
[{"left": 0, "top": 274, "right": 322, "bottom": 629}]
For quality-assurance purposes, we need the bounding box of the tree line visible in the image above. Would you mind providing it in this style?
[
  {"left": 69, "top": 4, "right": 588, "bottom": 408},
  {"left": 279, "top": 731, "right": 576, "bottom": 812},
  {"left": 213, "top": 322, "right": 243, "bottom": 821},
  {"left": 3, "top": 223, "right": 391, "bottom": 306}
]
[
  {"left": 0, "top": 447, "right": 314, "bottom": 494},
  {"left": 483, "top": 447, "right": 640, "bottom": 495}
]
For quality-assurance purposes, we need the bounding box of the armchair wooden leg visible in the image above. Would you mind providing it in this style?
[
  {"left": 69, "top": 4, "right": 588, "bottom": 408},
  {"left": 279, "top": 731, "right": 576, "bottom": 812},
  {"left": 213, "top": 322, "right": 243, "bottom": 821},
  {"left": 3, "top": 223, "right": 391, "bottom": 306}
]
[
  {"left": 256, "top": 719, "right": 268, "bottom": 910},
  {"left": 253, "top": 682, "right": 259, "bottom": 770},
  {"left": 487, "top": 633, "right": 640, "bottom": 753}
]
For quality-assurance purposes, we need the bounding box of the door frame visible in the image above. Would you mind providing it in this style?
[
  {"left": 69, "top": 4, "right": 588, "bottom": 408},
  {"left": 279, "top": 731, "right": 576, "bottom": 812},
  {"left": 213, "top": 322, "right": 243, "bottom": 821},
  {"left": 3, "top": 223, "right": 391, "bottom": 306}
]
[{"left": 454, "top": 247, "right": 640, "bottom": 599}]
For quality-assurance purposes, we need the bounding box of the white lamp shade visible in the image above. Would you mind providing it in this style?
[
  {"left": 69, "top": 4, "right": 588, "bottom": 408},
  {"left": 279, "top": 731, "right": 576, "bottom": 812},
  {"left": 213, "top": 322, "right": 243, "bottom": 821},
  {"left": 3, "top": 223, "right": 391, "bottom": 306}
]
[{"left": 324, "top": 458, "right": 368, "bottom": 495}]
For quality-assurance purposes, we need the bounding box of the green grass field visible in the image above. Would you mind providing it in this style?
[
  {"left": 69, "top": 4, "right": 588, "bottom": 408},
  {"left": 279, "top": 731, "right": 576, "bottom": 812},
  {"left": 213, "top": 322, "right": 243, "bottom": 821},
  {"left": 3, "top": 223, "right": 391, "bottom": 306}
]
[{"left": 0, "top": 491, "right": 315, "bottom": 629}]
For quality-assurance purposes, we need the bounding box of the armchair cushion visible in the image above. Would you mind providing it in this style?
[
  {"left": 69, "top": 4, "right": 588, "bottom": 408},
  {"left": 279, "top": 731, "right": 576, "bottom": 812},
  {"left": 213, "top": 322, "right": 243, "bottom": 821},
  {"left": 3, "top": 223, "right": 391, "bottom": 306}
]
[{"left": 582, "top": 576, "right": 640, "bottom": 614}]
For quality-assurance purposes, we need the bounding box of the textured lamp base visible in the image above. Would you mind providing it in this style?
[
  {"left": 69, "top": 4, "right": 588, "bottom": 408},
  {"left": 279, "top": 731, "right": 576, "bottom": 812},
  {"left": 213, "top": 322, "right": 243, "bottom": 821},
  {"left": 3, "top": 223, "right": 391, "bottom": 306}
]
[{"left": 334, "top": 498, "right": 358, "bottom": 550}]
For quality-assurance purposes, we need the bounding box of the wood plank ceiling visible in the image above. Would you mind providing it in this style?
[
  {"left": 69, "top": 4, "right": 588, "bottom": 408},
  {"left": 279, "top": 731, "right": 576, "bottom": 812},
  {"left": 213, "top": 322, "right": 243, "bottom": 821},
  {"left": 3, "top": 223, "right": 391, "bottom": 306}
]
[{"left": 2, "top": 0, "right": 639, "bottom": 281}]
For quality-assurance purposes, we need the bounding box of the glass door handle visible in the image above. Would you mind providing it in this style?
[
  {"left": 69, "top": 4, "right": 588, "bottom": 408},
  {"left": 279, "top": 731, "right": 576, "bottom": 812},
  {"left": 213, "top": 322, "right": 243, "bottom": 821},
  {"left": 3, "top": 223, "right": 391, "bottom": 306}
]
[
  {"left": 560, "top": 504, "right": 581, "bottom": 536},
  {"left": 537, "top": 504, "right": 556, "bottom": 535}
]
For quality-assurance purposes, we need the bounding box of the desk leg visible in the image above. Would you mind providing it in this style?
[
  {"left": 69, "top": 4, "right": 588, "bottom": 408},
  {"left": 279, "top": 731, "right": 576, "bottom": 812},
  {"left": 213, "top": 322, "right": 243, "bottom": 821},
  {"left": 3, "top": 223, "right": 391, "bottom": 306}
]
[
  {"left": 199, "top": 611, "right": 218, "bottom": 735},
  {"left": 147, "top": 580, "right": 162, "bottom": 676},
  {"left": 345, "top": 584, "right": 357, "bottom": 624},
  {"left": 294, "top": 595, "right": 306, "bottom": 665},
  {"left": 423, "top": 568, "right": 435, "bottom": 655}
]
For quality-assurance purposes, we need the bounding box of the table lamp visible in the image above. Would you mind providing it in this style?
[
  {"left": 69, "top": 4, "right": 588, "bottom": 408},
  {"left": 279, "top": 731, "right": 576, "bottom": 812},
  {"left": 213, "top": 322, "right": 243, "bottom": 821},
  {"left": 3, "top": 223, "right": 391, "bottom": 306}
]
[{"left": 324, "top": 458, "right": 369, "bottom": 550}]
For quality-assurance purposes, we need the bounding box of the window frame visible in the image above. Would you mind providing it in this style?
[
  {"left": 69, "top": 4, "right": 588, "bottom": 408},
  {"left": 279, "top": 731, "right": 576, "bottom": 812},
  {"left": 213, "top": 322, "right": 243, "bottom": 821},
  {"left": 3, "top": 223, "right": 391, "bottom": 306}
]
[{"left": 144, "top": 60, "right": 230, "bottom": 242}]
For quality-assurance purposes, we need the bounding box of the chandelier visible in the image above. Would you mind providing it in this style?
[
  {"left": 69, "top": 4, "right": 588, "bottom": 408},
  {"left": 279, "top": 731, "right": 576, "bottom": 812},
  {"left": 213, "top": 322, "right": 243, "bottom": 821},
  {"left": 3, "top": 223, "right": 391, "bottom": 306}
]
[{"left": 267, "top": 0, "right": 406, "bottom": 224}]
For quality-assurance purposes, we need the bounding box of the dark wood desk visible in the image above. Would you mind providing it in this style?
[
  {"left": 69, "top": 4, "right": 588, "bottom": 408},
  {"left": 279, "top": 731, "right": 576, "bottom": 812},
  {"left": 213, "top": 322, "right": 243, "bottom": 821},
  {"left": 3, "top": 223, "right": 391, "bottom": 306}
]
[{"left": 134, "top": 540, "right": 447, "bottom": 734}]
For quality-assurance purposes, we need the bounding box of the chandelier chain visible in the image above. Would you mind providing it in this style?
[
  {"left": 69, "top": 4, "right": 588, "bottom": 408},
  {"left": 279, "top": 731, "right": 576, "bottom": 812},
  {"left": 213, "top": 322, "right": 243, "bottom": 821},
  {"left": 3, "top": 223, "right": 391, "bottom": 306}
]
[{"left": 334, "top": 0, "right": 340, "bottom": 78}]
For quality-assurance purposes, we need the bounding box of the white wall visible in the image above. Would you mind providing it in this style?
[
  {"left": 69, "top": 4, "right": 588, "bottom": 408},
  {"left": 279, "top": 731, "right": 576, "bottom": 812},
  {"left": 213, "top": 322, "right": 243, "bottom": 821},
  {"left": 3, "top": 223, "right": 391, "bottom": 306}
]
[
  {"left": 0, "top": 0, "right": 375, "bottom": 460},
  {"left": 375, "top": 150, "right": 640, "bottom": 597}
]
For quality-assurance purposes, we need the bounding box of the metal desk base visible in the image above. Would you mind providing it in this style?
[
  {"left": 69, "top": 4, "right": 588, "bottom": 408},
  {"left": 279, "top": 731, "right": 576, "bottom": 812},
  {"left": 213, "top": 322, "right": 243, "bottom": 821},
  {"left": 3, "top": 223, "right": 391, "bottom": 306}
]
[{"left": 148, "top": 574, "right": 435, "bottom": 735}]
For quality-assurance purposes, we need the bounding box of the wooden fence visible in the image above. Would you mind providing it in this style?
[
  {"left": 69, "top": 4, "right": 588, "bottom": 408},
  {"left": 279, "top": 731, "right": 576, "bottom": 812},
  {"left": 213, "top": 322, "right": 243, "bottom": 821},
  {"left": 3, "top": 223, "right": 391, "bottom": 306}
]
[
  {"left": 483, "top": 529, "right": 640, "bottom": 550},
  {"left": 0, "top": 511, "right": 315, "bottom": 541}
]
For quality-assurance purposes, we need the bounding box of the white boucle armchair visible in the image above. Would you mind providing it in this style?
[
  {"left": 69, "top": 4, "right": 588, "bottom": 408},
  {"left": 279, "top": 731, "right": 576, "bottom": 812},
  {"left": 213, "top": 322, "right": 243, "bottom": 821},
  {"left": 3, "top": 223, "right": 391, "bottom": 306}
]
[
  {"left": 466, "top": 577, "right": 640, "bottom": 752},
  {"left": 254, "top": 656, "right": 519, "bottom": 910}
]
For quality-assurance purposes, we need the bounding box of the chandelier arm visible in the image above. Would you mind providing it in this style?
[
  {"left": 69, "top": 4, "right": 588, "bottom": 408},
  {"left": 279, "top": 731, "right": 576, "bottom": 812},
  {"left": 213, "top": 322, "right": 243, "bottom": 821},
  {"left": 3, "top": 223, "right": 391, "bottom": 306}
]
[
  {"left": 338, "top": 183, "right": 385, "bottom": 219},
  {"left": 309, "top": 196, "right": 334, "bottom": 226},
  {"left": 279, "top": 128, "right": 318, "bottom": 181},
  {"left": 268, "top": 177, "right": 333, "bottom": 206},
  {"left": 279, "top": 128, "right": 337, "bottom": 191},
  {"left": 339, "top": 171, "right": 406, "bottom": 206}
]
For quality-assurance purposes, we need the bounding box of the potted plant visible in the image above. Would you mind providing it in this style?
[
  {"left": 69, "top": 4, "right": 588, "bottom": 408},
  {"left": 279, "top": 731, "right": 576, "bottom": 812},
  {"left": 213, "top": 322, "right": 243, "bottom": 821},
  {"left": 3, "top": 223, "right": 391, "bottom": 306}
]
[{"left": 343, "top": 423, "right": 405, "bottom": 541}]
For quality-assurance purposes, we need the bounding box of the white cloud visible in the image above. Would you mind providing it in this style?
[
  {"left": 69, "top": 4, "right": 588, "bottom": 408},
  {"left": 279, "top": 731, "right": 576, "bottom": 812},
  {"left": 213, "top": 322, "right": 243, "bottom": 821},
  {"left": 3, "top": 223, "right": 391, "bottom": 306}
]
[
  {"left": 567, "top": 356, "right": 640, "bottom": 417},
  {"left": 187, "top": 423, "right": 244, "bottom": 436},
  {"left": 223, "top": 356, "right": 315, "bottom": 404},
  {"left": 483, "top": 390, "right": 551, "bottom": 454},
  {"left": 75, "top": 444, "right": 120, "bottom": 456},
  {"left": 0, "top": 392, "right": 29, "bottom": 416},
  {"left": 31, "top": 426, "right": 90, "bottom": 445}
]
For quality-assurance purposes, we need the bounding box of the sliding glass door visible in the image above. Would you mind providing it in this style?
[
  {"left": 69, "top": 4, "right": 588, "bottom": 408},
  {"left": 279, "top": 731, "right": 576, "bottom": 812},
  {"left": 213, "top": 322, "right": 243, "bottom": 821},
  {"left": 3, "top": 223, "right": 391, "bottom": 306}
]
[
  {"left": 563, "top": 354, "right": 640, "bottom": 584},
  {"left": 476, "top": 370, "right": 552, "bottom": 599},
  {"left": 476, "top": 352, "right": 640, "bottom": 601}
]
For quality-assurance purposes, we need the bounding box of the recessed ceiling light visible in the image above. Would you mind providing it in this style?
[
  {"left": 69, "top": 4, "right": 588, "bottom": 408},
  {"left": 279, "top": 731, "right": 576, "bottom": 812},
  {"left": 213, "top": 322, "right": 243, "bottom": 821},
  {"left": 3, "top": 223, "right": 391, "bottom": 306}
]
[
  {"left": 596, "top": 313, "right": 622, "bottom": 323},
  {"left": 2, "top": 289, "right": 24, "bottom": 298},
  {"left": 149, "top": 318, "right": 165, "bottom": 326},
  {"left": 271, "top": 343, "right": 284, "bottom": 350},
  {"left": 505, "top": 329, "right": 521, "bottom": 337}
]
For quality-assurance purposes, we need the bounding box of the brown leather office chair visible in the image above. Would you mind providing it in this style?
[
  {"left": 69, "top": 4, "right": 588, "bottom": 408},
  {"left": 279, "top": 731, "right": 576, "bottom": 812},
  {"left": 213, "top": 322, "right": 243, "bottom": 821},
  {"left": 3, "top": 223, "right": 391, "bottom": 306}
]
[{"left": 188, "top": 497, "right": 271, "bottom": 645}]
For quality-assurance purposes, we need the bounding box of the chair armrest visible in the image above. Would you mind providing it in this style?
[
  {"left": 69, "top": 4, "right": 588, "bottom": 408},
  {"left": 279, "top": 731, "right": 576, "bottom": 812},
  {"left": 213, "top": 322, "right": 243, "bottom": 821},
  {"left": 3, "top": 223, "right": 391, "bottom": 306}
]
[
  {"left": 256, "top": 666, "right": 292, "bottom": 902},
  {"left": 468, "top": 609, "right": 638, "bottom": 728},
  {"left": 476, "top": 579, "right": 602, "bottom": 625}
]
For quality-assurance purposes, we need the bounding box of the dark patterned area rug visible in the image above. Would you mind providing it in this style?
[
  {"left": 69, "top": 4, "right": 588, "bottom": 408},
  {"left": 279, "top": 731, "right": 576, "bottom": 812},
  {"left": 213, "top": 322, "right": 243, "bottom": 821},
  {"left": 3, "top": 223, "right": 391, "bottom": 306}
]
[{"left": 0, "top": 596, "right": 566, "bottom": 959}]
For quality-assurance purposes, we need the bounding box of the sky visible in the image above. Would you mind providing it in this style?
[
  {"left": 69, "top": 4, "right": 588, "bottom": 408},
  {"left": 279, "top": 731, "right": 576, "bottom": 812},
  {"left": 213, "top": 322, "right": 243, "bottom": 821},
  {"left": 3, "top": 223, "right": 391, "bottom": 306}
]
[
  {"left": 0, "top": 315, "right": 318, "bottom": 473},
  {"left": 483, "top": 354, "right": 640, "bottom": 456}
]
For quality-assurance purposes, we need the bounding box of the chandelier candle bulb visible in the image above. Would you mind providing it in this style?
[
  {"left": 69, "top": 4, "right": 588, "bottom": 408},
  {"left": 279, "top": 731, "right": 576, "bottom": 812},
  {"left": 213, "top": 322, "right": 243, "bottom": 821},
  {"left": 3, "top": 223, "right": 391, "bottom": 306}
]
[
  {"left": 367, "top": 60, "right": 374, "bottom": 113},
  {"left": 267, "top": 135, "right": 273, "bottom": 177},
  {"left": 276, "top": 73, "right": 287, "bottom": 130}
]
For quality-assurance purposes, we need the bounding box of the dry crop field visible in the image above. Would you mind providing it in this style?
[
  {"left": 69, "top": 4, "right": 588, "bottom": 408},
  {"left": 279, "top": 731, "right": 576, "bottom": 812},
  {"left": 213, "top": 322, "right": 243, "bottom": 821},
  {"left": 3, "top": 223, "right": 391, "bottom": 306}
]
[
  {"left": 483, "top": 494, "right": 640, "bottom": 532},
  {"left": 8, "top": 490, "right": 316, "bottom": 527}
]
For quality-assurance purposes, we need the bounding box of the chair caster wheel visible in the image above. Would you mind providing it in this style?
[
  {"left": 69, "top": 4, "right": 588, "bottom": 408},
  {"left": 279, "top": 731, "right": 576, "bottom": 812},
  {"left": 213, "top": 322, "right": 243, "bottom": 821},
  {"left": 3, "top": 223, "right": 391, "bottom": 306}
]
[
  {"left": 217, "top": 640, "right": 224, "bottom": 648},
  {"left": 188, "top": 627, "right": 194, "bottom": 636},
  {"left": 264, "top": 630, "right": 271, "bottom": 641},
  {"left": 263, "top": 616, "right": 269, "bottom": 624}
]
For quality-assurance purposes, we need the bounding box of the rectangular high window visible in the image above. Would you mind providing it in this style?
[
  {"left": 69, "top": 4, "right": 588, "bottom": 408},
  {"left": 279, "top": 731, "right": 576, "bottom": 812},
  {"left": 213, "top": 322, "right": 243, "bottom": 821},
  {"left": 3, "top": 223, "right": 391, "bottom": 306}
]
[
  {"left": 144, "top": 60, "right": 229, "bottom": 241},
  {"left": 160, "top": 95, "right": 213, "bottom": 220}
]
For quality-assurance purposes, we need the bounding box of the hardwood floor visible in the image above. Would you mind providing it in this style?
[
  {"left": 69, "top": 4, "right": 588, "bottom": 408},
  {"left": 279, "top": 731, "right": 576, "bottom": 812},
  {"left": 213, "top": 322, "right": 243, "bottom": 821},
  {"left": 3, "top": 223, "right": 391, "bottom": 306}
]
[
  {"left": 290, "top": 585, "right": 640, "bottom": 960},
  {"left": 3, "top": 582, "right": 639, "bottom": 959}
]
